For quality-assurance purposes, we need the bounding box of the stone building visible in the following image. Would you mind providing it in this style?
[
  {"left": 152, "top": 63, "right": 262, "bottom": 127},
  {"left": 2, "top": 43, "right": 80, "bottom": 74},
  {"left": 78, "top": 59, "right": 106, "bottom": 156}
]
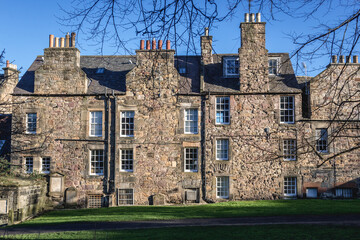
[{"left": 8, "top": 13, "right": 360, "bottom": 207}]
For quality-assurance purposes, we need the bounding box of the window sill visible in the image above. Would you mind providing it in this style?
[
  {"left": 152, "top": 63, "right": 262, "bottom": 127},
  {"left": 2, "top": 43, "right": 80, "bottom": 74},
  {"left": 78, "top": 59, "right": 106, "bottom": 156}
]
[
  {"left": 184, "top": 170, "right": 198, "bottom": 173},
  {"left": 283, "top": 159, "right": 296, "bottom": 161},
  {"left": 120, "top": 170, "right": 134, "bottom": 173},
  {"left": 216, "top": 159, "right": 229, "bottom": 161}
]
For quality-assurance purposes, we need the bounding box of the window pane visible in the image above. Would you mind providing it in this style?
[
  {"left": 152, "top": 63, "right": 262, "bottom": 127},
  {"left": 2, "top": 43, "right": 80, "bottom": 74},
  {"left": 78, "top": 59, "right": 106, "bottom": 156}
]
[
  {"left": 41, "top": 157, "right": 51, "bottom": 173},
  {"left": 118, "top": 189, "right": 134, "bottom": 205},
  {"left": 283, "top": 139, "right": 296, "bottom": 160},
  {"left": 316, "top": 129, "right": 328, "bottom": 152},
  {"left": 27, "top": 113, "right": 37, "bottom": 133},
  {"left": 216, "top": 139, "right": 229, "bottom": 160},
  {"left": 284, "top": 177, "right": 297, "bottom": 197},
  {"left": 25, "top": 157, "right": 33, "bottom": 173}
]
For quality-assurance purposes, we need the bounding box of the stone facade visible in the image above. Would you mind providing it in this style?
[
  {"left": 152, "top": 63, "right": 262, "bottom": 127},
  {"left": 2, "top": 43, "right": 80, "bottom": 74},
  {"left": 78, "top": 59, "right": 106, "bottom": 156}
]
[{"left": 7, "top": 13, "right": 360, "bottom": 207}]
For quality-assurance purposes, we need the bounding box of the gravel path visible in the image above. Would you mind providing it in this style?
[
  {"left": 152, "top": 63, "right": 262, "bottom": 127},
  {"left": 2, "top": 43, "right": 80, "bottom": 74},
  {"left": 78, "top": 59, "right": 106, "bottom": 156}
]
[{"left": 1, "top": 214, "right": 360, "bottom": 235}]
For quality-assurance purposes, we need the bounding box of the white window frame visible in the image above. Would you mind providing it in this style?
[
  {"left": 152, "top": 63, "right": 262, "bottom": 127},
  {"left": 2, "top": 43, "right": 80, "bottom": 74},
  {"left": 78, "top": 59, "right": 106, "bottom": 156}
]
[
  {"left": 41, "top": 157, "right": 51, "bottom": 174},
  {"left": 216, "top": 139, "right": 229, "bottom": 160},
  {"left": 223, "top": 57, "right": 239, "bottom": 77},
  {"left": 316, "top": 128, "right": 328, "bottom": 153},
  {"left": 184, "top": 109, "right": 198, "bottom": 134},
  {"left": 120, "top": 111, "right": 135, "bottom": 137},
  {"left": 118, "top": 189, "right": 134, "bottom": 205},
  {"left": 268, "top": 58, "right": 279, "bottom": 75},
  {"left": 25, "top": 157, "right": 33, "bottom": 174},
  {"left": 89, "top": 111, "right": 103, "bottom": 137},
  {"left": 283, "top": 139, "right": 296, "bottom": 161},
  {"left": 280, "top": 96, "right": 295, "bottom": 124},
  {"left": 184, "top": 148, "right": 198, "bottom": 172},
  {"left": 26, "top": 113, "right": 37, "bottom": 134},
  {"left": 284, "top": 177, "right": 297, "bottom": 197},
  {"left": 216, "top": 97, "right": 230, "bottom": 125},
  {"left": 89, "top": 149, "right": 104, "bottom": 176},
  {"left": 216, "top": 176, "right": 229, "bottom": 199},
  {"left": 120, "top": 149, "right": 134, "bottom": 172}
]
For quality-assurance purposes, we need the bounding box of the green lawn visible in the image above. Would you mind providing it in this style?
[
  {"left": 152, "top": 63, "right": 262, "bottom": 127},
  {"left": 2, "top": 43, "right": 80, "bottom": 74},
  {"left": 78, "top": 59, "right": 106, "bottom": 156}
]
[
  {"left": 3, "top": 225, "right": 360, "bottom": 240},
  {"left": 18, "top": 199, "right": 360, "bottom": 226}
]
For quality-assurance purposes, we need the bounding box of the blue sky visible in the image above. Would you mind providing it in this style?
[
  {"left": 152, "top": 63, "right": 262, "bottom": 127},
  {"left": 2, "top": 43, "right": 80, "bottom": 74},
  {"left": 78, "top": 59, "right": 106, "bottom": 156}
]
[{"left": 0, "top": 1, "right": 356, "bottom": 77}]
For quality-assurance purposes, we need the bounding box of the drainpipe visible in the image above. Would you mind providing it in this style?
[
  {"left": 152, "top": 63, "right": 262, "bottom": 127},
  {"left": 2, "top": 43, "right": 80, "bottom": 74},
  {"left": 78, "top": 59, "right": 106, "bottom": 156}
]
[
  {"left": 104, "top": 88, "right": 110, "bottom": 196},
  {"left": 112, "top": 90, "right": 117, "bottom": 195}
]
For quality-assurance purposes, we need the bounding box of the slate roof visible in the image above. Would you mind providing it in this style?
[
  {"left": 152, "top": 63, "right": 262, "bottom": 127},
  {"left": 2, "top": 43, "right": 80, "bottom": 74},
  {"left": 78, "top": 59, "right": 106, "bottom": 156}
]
[
  {"left": 14, "top": 52, "right": 301, "bottom": 95},
  {"left": 203, "top": 53, "right": 302, "bottom": 93}
]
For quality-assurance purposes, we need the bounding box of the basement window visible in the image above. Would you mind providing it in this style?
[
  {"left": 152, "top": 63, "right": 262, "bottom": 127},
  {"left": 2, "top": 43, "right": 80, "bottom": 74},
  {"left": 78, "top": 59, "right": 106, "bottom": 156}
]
[
  {"left": 96, "top": 68, "right": 105, "bottom": 74},
  {"left": 336, "top": 188, "right": 353, "bottom": 198},
  {"left": 88, "top": 194, "right": 103, "bottom": 208},
  {"left": 118, "top": 189, "right": 134, "bottom": 205}
]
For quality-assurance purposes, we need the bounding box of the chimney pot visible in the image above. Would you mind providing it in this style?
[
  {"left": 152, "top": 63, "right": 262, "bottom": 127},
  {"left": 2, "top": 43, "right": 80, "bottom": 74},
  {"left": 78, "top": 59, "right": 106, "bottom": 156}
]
[
  {"left": 60, "top": 37, "right": 65, "bottom": 47},
  {"left": 256, "top": 13, "right": 261, "bottom": 22},
  {"left": 245, "top": 13, "right": 249, "bottom": 22},
  {"left": 250, "top": 13, "right": 255, "bottom": 22},
  {"left": 158, "top": 40, "right": 163, "bottom": 49},
  {"left": 152, "top": 38, "right": 156, "bottom": 50},
  {"left": 6, "top": 60, "right": 9, "bottom": 68},
  {"left": 205, "top": 27, "right": 209, "bottom": 36},
  {"left": 146, "top": 40, "right": 150, "bottom": 50},
  {"left": 331, "top": 55, "right": 337, "bottom": 64},
  {"left": 49, "top": 34, "right": 54, "bottom": 48},
  {"left": 71, "top": 32, "right": 76, "bottom": 47},
  {"left": 140, "top": 40, "right": 145, "bottom": 50},
  {"left": 339, "top": 55, "right": 345, "bottom": 63},
  {"left": 353, "top": 55, "right": 359, "bottom": 64},
  {"left": 65, "top": 33, "right": 70, "bottom": 47},
  {"left": 55, "top": 37, "right": 59, "bottom": 47},
  {"left": 346, "top": 55, "right": 351, "bottom": 63},
  {"left": 166, "top": 40, "right": 171, "bottom": 50}
]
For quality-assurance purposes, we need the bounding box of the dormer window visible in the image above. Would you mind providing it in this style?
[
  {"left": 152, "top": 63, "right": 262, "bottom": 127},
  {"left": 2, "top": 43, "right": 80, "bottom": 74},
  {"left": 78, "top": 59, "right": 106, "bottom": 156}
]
[
  {"left": 223, "top": 57, "right": 239, "bottom": 77},
  {"left": 268, "top": 58, "right": 279, "bottom": 75},
  {"left": 96, "top": 68, "right": 105, "bottom": 74}
]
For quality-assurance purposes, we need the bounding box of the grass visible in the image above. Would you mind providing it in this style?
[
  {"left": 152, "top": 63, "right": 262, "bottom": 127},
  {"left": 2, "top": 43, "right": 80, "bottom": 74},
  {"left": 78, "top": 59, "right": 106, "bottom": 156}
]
[
  {"left": 17, "top": 199, "right": 360, "bottom": 226},
  {"left": 2, "top": 225, "right": 360, "bottom": 240}
]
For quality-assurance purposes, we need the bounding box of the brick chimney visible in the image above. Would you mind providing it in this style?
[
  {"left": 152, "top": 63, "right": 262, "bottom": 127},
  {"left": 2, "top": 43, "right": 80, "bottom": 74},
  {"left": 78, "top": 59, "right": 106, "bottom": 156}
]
[
  {"left": 239, "top": 13, "right": 269, "bottom": 92},
  {"left": 201, "top": 28, "right": 213, "bottom": 65},
  {"left": 34, "top": 32, "right": 87, "bottom": 94}
]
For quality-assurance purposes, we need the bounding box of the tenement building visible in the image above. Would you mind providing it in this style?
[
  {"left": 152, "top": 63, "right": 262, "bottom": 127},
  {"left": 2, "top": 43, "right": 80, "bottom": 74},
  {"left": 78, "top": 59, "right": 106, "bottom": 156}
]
[{"left": 8, "top": 13, "right": 360, "bottom": 207}]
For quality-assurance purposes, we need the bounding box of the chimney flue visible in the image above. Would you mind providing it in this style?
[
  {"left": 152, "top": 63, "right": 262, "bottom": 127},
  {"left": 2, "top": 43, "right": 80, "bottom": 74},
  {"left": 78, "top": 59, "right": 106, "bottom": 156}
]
[
  {"left": 140, "top": 40, "right": 145, "bottom": 50},
  {"left": 256, "top": 13, "right": 261, "bottom": 22},
  {"left": 332, "top": 55, "right": 337, "bottom": 64},
  {"left": 205, "top": 27, "right": 209, "bottom": 36},
  {"left": 166, "top": 40, "right": 171, "bottom": 50},
  {"left": 158, "top": 40, "right": 163, "bottom": 49},
  {"left": 245, "top": 13, "right": 249, "bottom": 22},
  {"left": 152, "top": 38, "right": 156, "bottom": 50},
  {"left": 146, "top": 40, "right": 150, "bottom": 50},
  {"left": 6, "top": 60, "right": 9, "bottom": 67},
  {"left": 49, "top": 34, "right": 54, "bottom": 48},
  {"left": 71, "top": 32, "right": 76, "bottom": 47},
  {"left": 250, "top": 13, "right": 255, "bottom": 22},
  {"left": 353, "top": 55, "right": 359, "bottom": 64},
  {"left": 65, "top": 33, "right": 70, "bottom": 47},
  {"left": 60, "top": 37, "right": 65, "bottom": 47},
  {"left": 339, "top": 55, "right": 344, "bottom": 63}
]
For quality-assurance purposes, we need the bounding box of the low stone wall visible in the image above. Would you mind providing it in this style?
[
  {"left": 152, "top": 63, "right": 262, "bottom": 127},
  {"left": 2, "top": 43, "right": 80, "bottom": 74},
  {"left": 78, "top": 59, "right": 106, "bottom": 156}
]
[{"left": 0, "top": 177, "right": 48, "bottom": 226}]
